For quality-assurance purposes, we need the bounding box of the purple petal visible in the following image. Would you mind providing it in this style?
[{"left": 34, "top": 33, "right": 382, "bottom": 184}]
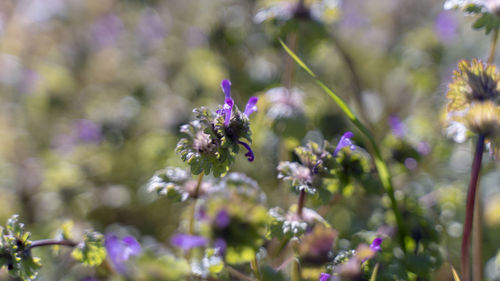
[
  {"left": 221, "top": 79, "right": 232, "bottom": 99},
  {"left": 215, "top": 209, "right": 230, "bottom": 228},
  {"left": 171, "top": 234, "right": 208, "bottom": 251},
  {"left": 334, "top": 131, "right": 355, "bottom": 156},
  {"left": 75, "top": 119, "right": 101, "bottom": 143},
  {"left": 122, "top": 236, "right": 142, "bottom": 256},
  {"left": 92, "top": 13, "right": 124, "bottom": 48},
  {"left": 244, "top": 96, "right": 258, "bottom": 117},
  {"left": 388, "top": 115, "right": 406, "bottom": 138},
  {"left": 319, "top": 273, "right": 332, "bottom": 281},
  {"left": 238, "top": 140, "right": 255, "bottom": 162},
  {"left": 435, "top": 11, "right": 457, "bottom": 43},
  {"left": 105, "top": 234, "right": 142, "bottom": 274},
  {"left": 214, "top": 238, "right": 227, "bottom": 255},
  {"left": 404, "top": 157, "right": 418, "bottom": 170},
  {"left": 224, "top": 98, "right": 234, "bottom": 126},
  {"left": 370, "top": 237, "right": 383, "bottom": 252}
]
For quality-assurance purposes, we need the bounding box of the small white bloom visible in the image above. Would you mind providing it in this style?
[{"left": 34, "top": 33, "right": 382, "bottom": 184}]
[{"left": 446, "top": 121, "right": 468, "bottom": 143}]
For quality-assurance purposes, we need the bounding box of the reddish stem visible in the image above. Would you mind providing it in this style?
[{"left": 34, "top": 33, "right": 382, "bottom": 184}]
[
  {"left": 461, "top": 134, "right": 485, "bottom": 281},
  {"left": 30, "top": 239, "right": 78, "bottom": 249},
  {"left": 297, "top": 190, "right": 306, "bottom": 218}
]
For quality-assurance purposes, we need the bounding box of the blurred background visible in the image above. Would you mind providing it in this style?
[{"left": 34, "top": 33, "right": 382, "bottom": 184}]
[{"left": 1, "top": 0, "right": 500, "bottom": 280}]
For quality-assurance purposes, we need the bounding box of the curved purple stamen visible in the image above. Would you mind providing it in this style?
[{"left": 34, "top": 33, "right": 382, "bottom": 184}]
[
  {"left": 244, "top": 96, "right": 258, "bottom": 116},
  {"left": 319, "top": 273, "right": 332, "bottom": 281},
  {"left": 221, "top": 79, "right": 232, "bottom": 99},
  {"left": 224, "top": 98, "right": 233, "bottom": 126},
  {"left": 238, "top": 140, "right": 255, "bottom": 162},
  {"left": 312, "top": 160, "right": 322, "bottom": 174}
]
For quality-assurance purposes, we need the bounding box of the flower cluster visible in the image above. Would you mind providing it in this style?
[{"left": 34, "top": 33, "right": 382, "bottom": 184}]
[
  {"left": 277, "top": 132, "right": 356, "bottom": 195},
  {"left": 254, "top": 0, "right": 341, "bottom": 24},
  {"left": 319, "top": 238, "right": 383, "bottom": 281},
  {"left": 0, "top": 215, "right": 41, "bottom": 281},
  {"left": 176, "top": 80, "right": 258, "bottom": 177},
  {"left": 445, "top": 59, "right": 500, "bottom": 150},
  {"left": 268, "top": 206, "right": 329, "bottom": 239}
]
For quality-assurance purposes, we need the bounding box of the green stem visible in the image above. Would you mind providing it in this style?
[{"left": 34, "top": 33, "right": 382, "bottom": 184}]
[
  {"left": 369, "top": 263, "right": 379, "bottom": 281},
  {"left": 290, "top": 238, "right": 301, "bottom": 281},
  {"left": 461, "top": 134, "right": 485, "bottom": 281},
  {"left": 226, "top": 265, "right": 257, "bottom": 281},
  {"left": 279, "top": 39, "right": 407, "bottom": 253},
  {"left": 250, "top": 254, "right": 262, "bottom": 281},
  {"left": 487, "top": 28, "right": 499, "bottom": 64},
  {"left": 291, "top": 257, "right": 301, "bottom": 281}
]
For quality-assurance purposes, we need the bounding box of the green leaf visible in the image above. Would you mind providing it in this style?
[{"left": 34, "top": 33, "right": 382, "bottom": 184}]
[
  {"left": 450, "top": 264, "right": 461, "bottom": 281},
  {"left": 71, "top": 231, "right": 106, "bottom": 266},
  {"left": 369, "top": 263, "right": 379, "bottom": 281},
  {"left": 472, "top": 13, "right": 500, "bottom": 34}
]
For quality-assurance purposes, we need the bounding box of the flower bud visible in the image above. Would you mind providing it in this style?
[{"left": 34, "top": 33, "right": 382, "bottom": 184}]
[{"left": 465, "top": 101, "right": 500, "bottom": 137}]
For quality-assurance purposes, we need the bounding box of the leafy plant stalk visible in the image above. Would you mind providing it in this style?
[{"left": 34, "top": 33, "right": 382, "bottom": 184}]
[
  {"left": 279, "top": 39, "right": 408, "bottom": 252},
  {"left": 461, "top": 134, "right": 485, "bottom": 281}
]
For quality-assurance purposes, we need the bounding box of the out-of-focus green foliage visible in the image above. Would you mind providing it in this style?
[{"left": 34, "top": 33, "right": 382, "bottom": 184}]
[
  {"left": 2, "top": 0, "right": 500, "bottom": 280},
  {"left": 71, "top": 231, "right": 106, "bottom": 267}
]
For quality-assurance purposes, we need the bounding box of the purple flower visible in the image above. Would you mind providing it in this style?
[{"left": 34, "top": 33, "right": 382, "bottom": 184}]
[
  {"left": 220, "top": 80, "right": 234, "bottom": 127},
  {"left": 416, "top": 141, "right": 431, "bottom": 156},
  {"left": 404, "top": 157, "right": 418, "bottom": 170},
  {"left": 388, "top": 115, "right": 406, "bottom": 138},
  {"left": 223, "top": 98, "right": 234, "bottom": 127},
  {"left": 75, "top": 119, "right": 102, "bottom": 143},
  {"left": 370, "top": 237, "right": 383, "bottom": 252},
  {"left": 334, "top": 131, "right": 355, "bottom": 156},
  {"left": 214, "top": 209, "right": 230, "bottom": 228},
  {"left": 170, "top": 234, "right": 208, "bottom": 251},
  {"left": 92, "top": 13, "right": 124, "bottom": 48},
  {"left": 219, "top": 79, "right": 257, "bottom": 162},
  {"left": 244, "top": 96, "right": 258, "bottom": 117},
  {"left": 435, "top": 11, "right": 457, "bottom": 43},
  {"left": 320, "top": 272, "right": 332, "bottom": 281},
  {"left": 214, "top": 238, "right": 227, "bottom": 255},
  {"left": 105, "top": 235, "right": 142, "bottom": 274},
  {"left": 137, "top": 8, "right": 167, "bottom": 47}
]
